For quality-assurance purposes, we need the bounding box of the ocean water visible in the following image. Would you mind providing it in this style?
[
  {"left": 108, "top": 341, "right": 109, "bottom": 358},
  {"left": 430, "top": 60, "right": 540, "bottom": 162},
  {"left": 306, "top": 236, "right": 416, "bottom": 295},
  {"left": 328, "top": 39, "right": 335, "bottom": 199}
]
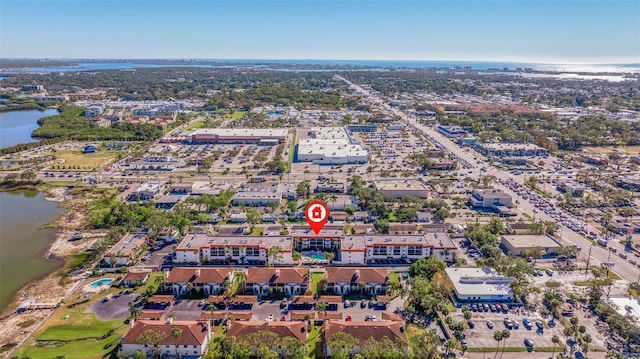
[{"left": 2, "top": 59, "right": 638, "bottom": 74}]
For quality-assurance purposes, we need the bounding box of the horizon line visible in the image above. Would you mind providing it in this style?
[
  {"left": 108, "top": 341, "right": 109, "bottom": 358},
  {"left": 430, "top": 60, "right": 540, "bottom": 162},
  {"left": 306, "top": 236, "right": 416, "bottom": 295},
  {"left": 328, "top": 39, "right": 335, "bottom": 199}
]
[{"left": 2, "top": 57, "right": 639, "bottom": 66}]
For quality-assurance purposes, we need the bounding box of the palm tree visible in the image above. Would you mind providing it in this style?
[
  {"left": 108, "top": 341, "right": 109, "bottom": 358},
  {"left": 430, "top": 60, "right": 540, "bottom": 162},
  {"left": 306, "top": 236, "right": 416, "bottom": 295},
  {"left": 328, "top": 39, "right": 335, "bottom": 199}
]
[
  {"left": 493, "top": 330, "right": 503, "bottom": 359},
  {"left": 500, "top": 329, "right": 510, "bottom": 359},
  {"left": 267, "top": 245, "right": 283, "bottom": 265},
  {"left": 444, "top": 338, "right": 457, "bottom": 356},
  {"left": 315, "top": 302, "right": 327, "bottom": 317},
  {"left": 171, "top": 327, "right": 183, "bottom": 358},
  {"left": 581, "top": 333, "right": 592, "bottom": 356},
  {"left": 551, "top": 334, "right": 560, "bottom": 358},
  {"left": 129, "top": 305, "right": 140, "bottom": 320}
]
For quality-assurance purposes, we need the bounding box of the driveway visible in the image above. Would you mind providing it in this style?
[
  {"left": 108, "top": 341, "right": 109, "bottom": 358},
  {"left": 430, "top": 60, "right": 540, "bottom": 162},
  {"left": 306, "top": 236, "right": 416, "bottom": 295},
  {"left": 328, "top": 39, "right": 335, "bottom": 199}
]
[{"left": 86, "top": 294, "right": 137, "bottom": 320}]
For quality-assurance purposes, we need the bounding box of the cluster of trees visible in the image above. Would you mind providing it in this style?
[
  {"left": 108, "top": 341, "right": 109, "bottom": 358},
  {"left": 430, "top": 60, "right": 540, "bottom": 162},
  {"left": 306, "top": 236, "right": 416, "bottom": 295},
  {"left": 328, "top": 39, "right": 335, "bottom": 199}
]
[
  {"left": 203, "top": 331, "right": 306, "bottom": 359},
  {"left": 407, "top": 256, "right": 453, "bottom": 316},
  {"left": 264, "top": 144, "right": 287, "bottom": 174},
  {"left": 0, "top": 95, "right": 59, "bottom": 112},
  {"left": 439, "top": 112, "right": 640, "bottom": 151},
  {"left": 31, "top": 106, "right": 163, "bottom": 141},
  {"left": 328, "top": 332, "right": 410, "bottom": 359},
  {"left": 1, "top": 170, "right": 40, "bottom": 186}
]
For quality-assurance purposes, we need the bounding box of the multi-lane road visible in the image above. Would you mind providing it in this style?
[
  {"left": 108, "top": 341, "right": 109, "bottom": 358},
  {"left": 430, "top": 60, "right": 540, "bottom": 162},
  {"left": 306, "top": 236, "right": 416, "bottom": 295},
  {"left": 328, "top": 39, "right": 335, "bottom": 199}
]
[{"left": 340, "top": 76, "right": 640, "bottom": 283}]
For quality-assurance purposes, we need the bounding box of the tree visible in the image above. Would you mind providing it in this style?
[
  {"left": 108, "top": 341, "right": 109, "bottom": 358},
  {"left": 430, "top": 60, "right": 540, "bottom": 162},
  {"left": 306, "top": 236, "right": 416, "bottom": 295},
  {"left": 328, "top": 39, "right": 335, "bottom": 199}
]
[
  {"left": 246, "top": 330, "right": 281, "bottom": 359},
  {"left": 409, "top": 256, "right": 446, "bottom": 279},
  {"left": 280, "top": 337, "right": 307, "bottom": 359},
  {"left": 296, "top": 180, "right": 311, "bottom": 199},
  {"left": 136, "top": 328, "right": 167, "bottom": 359},
  {"left": 246, "top": 208, "right": 261, "bottom": 230},
  {"left": 551, "top": 334, "right": 560, "bottom": 359},
  {"left": 222, "top": 336, "right": 252, "bottom": 359},
  {"left": 315, "top": 302, "right": 328, "bottom": 316},
  {"left": 292, "top": 251, "right": 302, "bottom": 263},
  {"left": 171, "top": 327, "right": 183, "bottom": 358},
  {"left": 409, "top": 329, "right": 440, "bottom": 359},
  {"left": 328, "top": 332, "right": 359, "bottom": 359},
  {"left": 267, "top": 245, "right": 282, "bottom": 265},
  {"left": 493, "top": 330, "right": 504, "bottom": 359},
  {"left": 374, "top": 219, "right": 390, "bottom": 234},
  {"left": 500, "top": 329, "right": 510, "bottom": 359},
  {"left": 129, "top": 305, "right": 140, "bottom": 320},
  {"left": 444, "top": 338, "right": 457, "bottom": 356}
]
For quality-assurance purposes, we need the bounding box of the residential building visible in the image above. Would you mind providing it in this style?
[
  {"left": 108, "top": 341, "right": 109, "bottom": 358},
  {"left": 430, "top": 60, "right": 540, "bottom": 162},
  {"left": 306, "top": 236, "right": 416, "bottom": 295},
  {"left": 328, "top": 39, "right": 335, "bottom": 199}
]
[
  {"left": 22, "top": 85, "right": 44, "bottom": 92},
  {"left": 84, "top": 104, "right": 104, "bottom": 118},
  {"left": 121, "top": 272, "right": 150, "bottom": 287},
  {"left": 500, "top": 235, "right": 562, "bottom": 256},
  {"left": 325, "top": 267, "right": 389, "bottom": 295},
  {"left": 164, "top": 267, "right": 233, "bottom": 296},
  {"left": 174, "top": 233, "right": 293, "bottom": 265},
  {"left": 324, "top": 321, "right": 407, "bottom": 356},
  {"left": 245, "top": 268, "right": 309, "bottom": 297},
  {"left": 104, "top": 232, "right": 148, "bottom": 267},
  {"left": 445, "top": 267, "right": 515, "bottom": 302},
  {"left": 226, "top": 321, "right": 307, "bottom": 347},
  {"left": 121, "top": 320, "right": 211, "bottom": 358}
]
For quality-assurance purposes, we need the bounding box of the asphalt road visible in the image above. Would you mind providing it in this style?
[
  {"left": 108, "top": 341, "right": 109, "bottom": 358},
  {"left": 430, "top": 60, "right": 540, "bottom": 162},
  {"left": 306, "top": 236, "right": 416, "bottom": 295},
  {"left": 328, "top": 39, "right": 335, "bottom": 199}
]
[{"left": 340, "top": 76, "right": 639, "bottom": 284}]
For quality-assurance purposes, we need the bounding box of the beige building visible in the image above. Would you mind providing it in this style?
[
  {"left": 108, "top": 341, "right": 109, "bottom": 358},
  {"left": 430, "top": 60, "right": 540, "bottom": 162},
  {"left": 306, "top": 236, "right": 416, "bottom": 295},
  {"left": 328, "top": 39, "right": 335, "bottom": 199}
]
[
  {"left": 500, "top": 234, "right": 562, "bottom": 256},
  {"left": 374, "top": 178, "right": 429, "bottom": 199}
]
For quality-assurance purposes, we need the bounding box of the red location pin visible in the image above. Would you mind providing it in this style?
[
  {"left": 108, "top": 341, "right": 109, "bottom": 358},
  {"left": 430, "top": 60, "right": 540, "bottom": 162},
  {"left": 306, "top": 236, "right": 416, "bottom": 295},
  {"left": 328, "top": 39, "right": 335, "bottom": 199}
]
[{"left": 305, "top": 200, "right": 330, "bottom": 235}]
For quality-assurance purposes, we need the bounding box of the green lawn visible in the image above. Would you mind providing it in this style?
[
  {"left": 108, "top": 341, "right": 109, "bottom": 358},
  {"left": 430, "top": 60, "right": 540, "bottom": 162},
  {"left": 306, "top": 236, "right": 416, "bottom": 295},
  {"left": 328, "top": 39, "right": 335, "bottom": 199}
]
[
  {"left": 19, "top": 273, "right": 164, "bottom": 358},
  {"left": 37, "top": 320, "right": 117, "bottom": 341},
  {"left": 389, "top": 271, "right": 400, "bottom": 284},
  {"left": 310, "top": 272, "right": 325, "bottom": 295},
  {"left": 248, "top": 226, "right": 264, "bottom": 236},
  {"left": 186, "top": 120, "right": 206, "bottom": 130},
  {"left": 22, "top": 331, "right": 124, "bottom": 359},
  {"left": 306, "top": 325, "right": 321, "bottom": 359}
]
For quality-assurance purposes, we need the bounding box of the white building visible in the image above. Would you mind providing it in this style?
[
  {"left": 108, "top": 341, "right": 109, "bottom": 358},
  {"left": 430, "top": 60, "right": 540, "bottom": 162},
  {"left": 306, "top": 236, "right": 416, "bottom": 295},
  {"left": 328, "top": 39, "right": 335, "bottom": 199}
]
[
  {"left": 445, "top": 267, "right": 515, "bottom": 302},
  {"left": 129, "top": 181, "right": 163, "bottom": 203},
  {"left": 121, "top": 320, "right": 211, "bottom": 358},
  {"left": 84, "top": 104, "right": 105, "bottom": 118},
  {"left": 297, "top": 127, "right": 369, "bottom": 164}
]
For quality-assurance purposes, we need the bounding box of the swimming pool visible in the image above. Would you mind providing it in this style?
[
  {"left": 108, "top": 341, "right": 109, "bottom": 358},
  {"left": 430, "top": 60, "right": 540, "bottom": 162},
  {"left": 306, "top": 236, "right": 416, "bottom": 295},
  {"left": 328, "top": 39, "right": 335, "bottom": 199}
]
[
  {"left": 89, "top": 278, "right": 114, "bottom": 288},
  {"left": 303, "top": 251, "right": 327, "bottom": 261}
]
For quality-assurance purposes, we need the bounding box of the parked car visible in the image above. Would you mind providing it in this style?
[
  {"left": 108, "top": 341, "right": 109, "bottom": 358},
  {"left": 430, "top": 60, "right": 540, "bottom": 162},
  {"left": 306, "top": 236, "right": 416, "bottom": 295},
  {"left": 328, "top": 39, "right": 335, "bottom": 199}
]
[{"left": 486, "top": 320, "right": 494, "bottom": 329}]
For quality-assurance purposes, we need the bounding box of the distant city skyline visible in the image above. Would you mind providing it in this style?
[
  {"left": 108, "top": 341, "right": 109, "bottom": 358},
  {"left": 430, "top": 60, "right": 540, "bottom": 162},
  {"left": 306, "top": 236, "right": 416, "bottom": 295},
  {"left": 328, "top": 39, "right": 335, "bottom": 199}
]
[{"left": 1, "top": 0, "right": 639, "bottom": 63}]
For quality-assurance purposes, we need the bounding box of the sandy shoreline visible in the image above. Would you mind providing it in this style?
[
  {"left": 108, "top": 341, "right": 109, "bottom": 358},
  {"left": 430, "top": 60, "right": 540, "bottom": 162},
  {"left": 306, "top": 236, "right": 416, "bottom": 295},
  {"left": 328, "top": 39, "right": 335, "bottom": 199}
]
[{"left": 0, "top": 186, "right": 106, "bottom": 357}]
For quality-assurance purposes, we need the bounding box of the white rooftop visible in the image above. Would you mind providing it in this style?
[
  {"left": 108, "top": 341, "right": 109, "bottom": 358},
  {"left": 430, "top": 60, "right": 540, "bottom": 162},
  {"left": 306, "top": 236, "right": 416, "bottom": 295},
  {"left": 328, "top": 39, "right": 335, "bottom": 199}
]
[{"left": 445, "top": 267, "right": 515, "bottom": 297}]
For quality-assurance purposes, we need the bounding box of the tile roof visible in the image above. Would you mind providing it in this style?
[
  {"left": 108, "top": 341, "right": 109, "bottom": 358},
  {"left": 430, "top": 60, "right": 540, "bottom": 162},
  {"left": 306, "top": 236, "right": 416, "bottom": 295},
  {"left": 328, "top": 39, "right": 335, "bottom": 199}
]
[
  {"left": 122, "top": 320, "right": 209, "bottom": 346},
  {"left": 325, "top": 267, "right": 388, "bottom": 284},
  {"left": 317, "top": 295, "right": 343, "bottom": 304},
  {"left": 165, "top": 267, "right": 232, "bottom": 284},
  {"left": 325, "top": 320, "right": 407, "bottom": 345},
  {"left": 226, "top": 321, "right": 307, "bottom": 344},
  {"left": 122, "top": 271, "right": 150, "bottom": 282},
  {"left": 245, "top": 268, "right": 308, "bottom": 284},
  {"left": 148, "top": 295, "right": 174, "bottom": 304}
]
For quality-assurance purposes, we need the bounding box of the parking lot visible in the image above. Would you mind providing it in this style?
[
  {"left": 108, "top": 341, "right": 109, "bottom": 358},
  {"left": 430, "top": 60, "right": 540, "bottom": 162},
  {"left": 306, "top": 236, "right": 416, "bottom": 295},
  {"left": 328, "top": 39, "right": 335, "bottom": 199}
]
[{"left": 454, "top": 305, "right": 566, "bottom": 350}]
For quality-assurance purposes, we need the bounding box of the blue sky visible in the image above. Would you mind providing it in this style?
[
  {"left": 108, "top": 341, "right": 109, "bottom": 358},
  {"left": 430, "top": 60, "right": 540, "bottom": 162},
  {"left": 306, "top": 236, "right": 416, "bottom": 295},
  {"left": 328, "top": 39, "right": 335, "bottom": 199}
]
[{"left": 1, "top": 0, "right": 638, "bottom": 63}]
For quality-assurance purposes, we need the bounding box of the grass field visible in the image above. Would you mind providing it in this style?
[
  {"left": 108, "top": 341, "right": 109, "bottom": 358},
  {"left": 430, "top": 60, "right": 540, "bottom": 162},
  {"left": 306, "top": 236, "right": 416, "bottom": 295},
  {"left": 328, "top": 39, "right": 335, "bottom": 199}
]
[
  {"left": 19, "top": 273, "right": 164, "bottom": 358},
  {"left": 51, "top": 149, "right": 119, "bottom": 171},
  {"left": 186, "top": 120, "right": 206, "bottom": 130},
  {"left": 310, "top": 272, "right": 325, "bottom": 295}
]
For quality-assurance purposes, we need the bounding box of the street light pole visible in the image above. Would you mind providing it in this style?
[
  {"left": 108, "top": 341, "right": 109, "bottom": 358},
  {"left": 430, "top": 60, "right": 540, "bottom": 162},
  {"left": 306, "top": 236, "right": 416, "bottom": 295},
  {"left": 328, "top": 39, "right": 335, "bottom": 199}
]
[{"left": 584, "top": 244, "right": 593, "bottom": 281}]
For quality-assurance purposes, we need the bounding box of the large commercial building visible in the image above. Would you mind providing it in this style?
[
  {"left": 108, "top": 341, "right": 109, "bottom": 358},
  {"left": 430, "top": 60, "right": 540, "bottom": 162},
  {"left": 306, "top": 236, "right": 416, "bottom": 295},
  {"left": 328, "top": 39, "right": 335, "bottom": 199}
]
[
  {"left": 469, "top": 189, "right": 512, "bottom": 208},
  {"left": 186, "top": 128, "right": 287, "bottom": 145},
  {"left": 445, "top": 267, "right": 515, "bottom": 302},
  {"left": 374, "top": 178, "right": 430, "bottom": 199},
  {"left": 474, "top": 143, "right": 549, "bottom": 157},
  {"left": 297, "top": 127, "right": 369, "bottom": 165},
  {"left": 500, "top": 234, "right": 562, "bottom": 256}
]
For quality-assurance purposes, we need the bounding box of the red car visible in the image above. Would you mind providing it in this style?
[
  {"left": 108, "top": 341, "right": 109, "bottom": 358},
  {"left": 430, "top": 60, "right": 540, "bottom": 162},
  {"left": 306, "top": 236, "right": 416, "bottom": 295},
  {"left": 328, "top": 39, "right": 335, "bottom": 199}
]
[
  {"left": 281, "top": 315, "right": 287, "bottom": 322},
  {"left": 346, "top": 315, "right": 352, "bottom": 322}
]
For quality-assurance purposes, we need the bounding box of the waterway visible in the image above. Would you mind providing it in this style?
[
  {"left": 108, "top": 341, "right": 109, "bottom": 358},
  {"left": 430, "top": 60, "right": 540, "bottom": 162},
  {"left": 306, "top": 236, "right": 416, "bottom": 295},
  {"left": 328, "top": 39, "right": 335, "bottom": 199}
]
[
  {"left": 0, "top": 191, "right": 66, "bottom": 309},
  {"left": 0, "top": 109, "right": 59, "bottom": 149}
]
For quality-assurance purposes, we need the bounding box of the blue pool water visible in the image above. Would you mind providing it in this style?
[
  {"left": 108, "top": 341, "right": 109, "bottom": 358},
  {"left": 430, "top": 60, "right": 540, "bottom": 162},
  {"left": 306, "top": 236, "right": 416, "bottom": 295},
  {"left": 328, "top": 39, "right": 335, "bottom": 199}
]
[
  {"left": 304, "top": 251, "right": 327, "bottom": 261},
  {"left": 89, "top": 278, "right": 114, "bottom": 288}
]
